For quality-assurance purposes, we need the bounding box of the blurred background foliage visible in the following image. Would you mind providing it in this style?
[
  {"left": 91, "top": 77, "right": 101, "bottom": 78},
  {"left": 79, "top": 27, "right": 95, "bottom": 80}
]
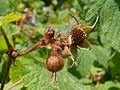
[{"left": 0, "top": 0, "right": 120, "bottom": 90}]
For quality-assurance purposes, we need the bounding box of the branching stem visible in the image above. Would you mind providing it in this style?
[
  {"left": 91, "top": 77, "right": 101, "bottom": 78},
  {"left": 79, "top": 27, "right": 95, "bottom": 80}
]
[{"left": 0, "top": 26, "right": 14, "bottom": 90}]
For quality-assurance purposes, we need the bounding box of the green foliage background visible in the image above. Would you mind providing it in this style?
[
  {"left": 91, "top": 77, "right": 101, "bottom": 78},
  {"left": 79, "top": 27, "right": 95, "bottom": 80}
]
[{"left": 0, "top": 0, "right": 120, "bottom": 90}]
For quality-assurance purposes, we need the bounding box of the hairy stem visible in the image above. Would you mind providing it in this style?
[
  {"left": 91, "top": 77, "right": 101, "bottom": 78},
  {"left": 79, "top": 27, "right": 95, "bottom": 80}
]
[
  {"left": 0, "top": 26, "right": 14, "bottom": 90},
  {"left": 1, "top": 57, "right": 13, "bottom": 90},
  {"left": 19, "top": 40, "right": 45, "bottom": 56}
]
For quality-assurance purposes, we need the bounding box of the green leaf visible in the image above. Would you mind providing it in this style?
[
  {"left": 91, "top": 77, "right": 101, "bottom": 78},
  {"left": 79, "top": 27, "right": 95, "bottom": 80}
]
[
  {"left": 76, "top": 45, "right": 109, "bottom": 77},
  {"left": 86, "top": 0, "right": 105, "bottom": 20},
  {"left": 0, "top": 38, "right": 13, "bottom": 50},
  {"left": 4, "top": 24, "right": 20, "bottom": 36},
  {"left": 10, "top": 56, "right": 87, "bottom": 90},
  {"left": 76, "top": 48, "right": 95, "bottom": 77},
  {"left": 86, "top": 0, "right": 120, "bottom": 52},
  {"left": 1, "top": 12, "right": 21, "bottom": 28},
  {"left": 92, "top": 45, "right": 110, "bottom": 68},
  {"left": 91, "top": 81, "right": 120, "bottom": 90},
  {"left": 0, "top": 0, "right": 9, "bottom": 16},
  {"left": 0, "top": 57, "right": 6, "bottom": 81},
  {"left": 10, "top": 60, "right": 29, "bottom": 83},
  {"left": 109, "top": 52, "right": 120, "bottom": 78}
]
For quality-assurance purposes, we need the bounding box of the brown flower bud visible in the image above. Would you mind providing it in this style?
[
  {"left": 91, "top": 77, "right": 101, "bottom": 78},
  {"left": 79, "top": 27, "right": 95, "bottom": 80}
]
[
  {"left": 44, "top": 27, "right": 55, "bottom": 39},
  {"left": 45, "top": 55, "right": 64, "bottom": 72}
]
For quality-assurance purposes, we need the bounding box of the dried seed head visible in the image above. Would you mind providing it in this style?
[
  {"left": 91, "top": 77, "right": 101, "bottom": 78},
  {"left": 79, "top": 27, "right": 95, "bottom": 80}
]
[
  {"left": 44, "top": 27, "right": 55, "bottom": 39},
  {"left": 69, "top": 27, "right": 86, "bottom": 45},
  {"left": 68, "top": 13, "right": 86, "bottom": 46},
  {"left": 46, "top": 55, "right": 64, "bottom": 72}
]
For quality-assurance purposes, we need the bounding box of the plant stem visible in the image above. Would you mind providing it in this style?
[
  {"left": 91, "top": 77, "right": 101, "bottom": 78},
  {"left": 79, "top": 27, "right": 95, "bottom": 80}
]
[
  {"left": 19, "top": 38, "right": 47, "bottom": 56},
  {"left": 50, "top": 72, "right": 57, "bottom": 82},
  {"left": 1, "top": 57, "right": 13, "bottom": 90},
  {"left": 19, "top": 41, "right": 43, "bottom": 56},
  {"left": 0, "top": 26, "right": 14, "bottom": 90},
  {"left": 0, "top": 27, "right": 13, "bottom": 49}
]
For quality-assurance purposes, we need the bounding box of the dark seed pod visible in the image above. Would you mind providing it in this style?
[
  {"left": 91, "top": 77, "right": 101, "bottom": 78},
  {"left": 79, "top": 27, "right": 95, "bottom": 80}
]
[
  {"left": 69, "top": 25, "right": 86, "bottom": 46},
  {"left": 45, "top": 55, "right": 64, "bottom": 72}
]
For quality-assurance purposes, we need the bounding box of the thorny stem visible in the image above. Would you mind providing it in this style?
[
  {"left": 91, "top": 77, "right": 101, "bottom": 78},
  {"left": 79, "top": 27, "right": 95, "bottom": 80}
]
[{"left": 0, "top": 26, "right": 14, "bottom": 90}]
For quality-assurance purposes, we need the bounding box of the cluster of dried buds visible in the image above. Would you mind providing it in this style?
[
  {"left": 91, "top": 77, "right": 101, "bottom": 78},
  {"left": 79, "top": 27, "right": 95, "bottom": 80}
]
[
  {"left": 43, "top": 14, "right": 99, "bottom": 82},
  {"left": 21, "top": 14, "right": 98, "bottom": 82}
]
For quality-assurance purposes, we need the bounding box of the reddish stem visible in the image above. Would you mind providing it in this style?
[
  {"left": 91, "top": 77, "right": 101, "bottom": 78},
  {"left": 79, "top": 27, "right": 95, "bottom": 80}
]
[{"left": 50, "top": 72, "right": 57, "bottom": 82}]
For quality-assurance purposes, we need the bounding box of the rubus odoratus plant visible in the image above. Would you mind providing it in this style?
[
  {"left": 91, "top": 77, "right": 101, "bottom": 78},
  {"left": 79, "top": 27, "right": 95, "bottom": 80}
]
[
  {"left": 18, "top": 13, "right": 98, "bottom": 82},
  {"left": 0, "top": 11, "right": 98, "bottom": 89}
]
